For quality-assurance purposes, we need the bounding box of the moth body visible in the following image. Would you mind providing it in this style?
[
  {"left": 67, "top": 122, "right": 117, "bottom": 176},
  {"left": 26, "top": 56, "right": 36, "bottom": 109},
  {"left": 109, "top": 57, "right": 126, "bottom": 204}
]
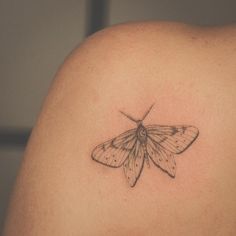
[{"left": 136, "top": 124, "right": 151, "bottom": 168}]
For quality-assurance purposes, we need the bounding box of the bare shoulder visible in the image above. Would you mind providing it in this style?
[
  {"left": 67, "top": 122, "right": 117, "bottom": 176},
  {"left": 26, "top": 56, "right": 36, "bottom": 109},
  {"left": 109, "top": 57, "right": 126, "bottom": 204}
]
[{"left": 3, "top": 22, "right": 236, "bottom": 236}]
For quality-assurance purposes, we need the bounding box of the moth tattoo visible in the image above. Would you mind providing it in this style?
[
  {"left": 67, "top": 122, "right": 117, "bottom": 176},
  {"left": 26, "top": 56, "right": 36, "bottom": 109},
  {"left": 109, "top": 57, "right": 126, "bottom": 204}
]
[{"left": 91, "top": 104, "right": 199, "bottom": 187}]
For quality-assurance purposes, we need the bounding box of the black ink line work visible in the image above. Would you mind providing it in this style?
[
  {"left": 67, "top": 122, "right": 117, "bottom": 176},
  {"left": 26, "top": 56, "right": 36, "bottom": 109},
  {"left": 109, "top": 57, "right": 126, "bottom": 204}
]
[{"left": 91, "top": 104, "right": 199, "bottom": 187}]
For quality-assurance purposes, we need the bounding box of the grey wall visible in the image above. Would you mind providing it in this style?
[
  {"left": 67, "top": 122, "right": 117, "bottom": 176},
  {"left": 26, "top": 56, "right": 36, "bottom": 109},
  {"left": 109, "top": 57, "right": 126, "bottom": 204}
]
[
  {"left": 0, "top": 0, "right": 86, "bottom": 127},
  {"left": 0, "top": 0, "right": 87, "bottom": 231},
  {"left": 109, "top": 0, "right": 236, "bottom": 26},
  {"left": 1, "top": 0, "right": 236, "bottom": 232}
]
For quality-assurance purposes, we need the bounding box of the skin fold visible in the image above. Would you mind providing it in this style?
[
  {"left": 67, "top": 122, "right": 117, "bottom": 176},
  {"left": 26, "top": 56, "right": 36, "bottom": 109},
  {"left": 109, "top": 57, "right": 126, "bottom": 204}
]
[{"left": 3, "top": 22, "right": 236, "bottom": 236}]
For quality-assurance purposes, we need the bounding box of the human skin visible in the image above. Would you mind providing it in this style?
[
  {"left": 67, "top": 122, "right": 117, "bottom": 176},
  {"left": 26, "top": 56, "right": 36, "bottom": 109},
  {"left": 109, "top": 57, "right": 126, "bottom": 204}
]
[{"left": 3, "top": 22, "right": 236, "bottom": 236}]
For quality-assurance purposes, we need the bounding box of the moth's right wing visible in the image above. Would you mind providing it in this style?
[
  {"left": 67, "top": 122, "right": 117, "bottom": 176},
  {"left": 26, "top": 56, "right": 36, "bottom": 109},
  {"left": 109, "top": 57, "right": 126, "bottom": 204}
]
[
  {"left": 146, "top": 125, "right": 199, "bottom": 177},
  {"left": 92, "top": 129, "right": 137, "bottom": 167},
  {"left": 146, "top": 125, "right": 199, "bottom": 154},
  {"left": 146, "top": 138, "right": 176, "bottom": 177}
]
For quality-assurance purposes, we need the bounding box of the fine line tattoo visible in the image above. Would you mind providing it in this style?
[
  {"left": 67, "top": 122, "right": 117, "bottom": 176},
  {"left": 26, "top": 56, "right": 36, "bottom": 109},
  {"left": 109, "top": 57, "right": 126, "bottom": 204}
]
[{"left": 91, "top": 104, "right": 199, "bottom": 187}]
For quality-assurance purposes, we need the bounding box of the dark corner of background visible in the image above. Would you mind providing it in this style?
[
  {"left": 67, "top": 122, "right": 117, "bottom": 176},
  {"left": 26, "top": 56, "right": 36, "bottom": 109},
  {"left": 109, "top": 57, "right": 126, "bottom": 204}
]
[{"left": 86, "top": 0, "right": 110, "bottom": 37}]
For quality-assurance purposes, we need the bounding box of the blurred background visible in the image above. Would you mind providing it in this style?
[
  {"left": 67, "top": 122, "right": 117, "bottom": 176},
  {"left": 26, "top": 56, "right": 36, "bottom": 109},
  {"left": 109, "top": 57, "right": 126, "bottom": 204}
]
[{"left": 0, "top": 0, "right": 236, "bottom": 232}]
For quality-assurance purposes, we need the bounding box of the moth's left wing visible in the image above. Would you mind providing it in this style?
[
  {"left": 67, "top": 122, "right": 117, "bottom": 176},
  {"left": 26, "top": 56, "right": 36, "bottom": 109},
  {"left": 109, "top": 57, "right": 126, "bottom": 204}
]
[
  {"left": 92, "top": 129, "right": 137, "bottom": 167},
  {"left": 146, "top": 125, "right": 199, "bottom": 154},
  {"left": 123, "top": 140, "right": 145, "bottom": 187}
]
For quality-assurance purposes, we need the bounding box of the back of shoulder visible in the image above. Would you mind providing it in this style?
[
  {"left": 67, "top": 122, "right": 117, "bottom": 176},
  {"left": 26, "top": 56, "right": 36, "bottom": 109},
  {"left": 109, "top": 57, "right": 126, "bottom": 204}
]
[{"left": 3, "top": 21, "right": 236, "bottom": 236}]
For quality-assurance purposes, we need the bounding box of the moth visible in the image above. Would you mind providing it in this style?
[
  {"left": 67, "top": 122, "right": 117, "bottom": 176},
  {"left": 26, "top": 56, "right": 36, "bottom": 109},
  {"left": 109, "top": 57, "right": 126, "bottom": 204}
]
[{"left": 91, "top": 104, "right": 199, "bottom": 187}]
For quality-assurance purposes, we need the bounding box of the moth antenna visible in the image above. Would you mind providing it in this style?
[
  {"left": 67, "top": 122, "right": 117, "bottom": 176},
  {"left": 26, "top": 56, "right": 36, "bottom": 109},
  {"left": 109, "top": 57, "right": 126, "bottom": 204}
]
[
  {"left": 141, "top": 103, "right": 155, "bottom": 121},
  {"left": 120, "top": 110, "right": 138, "bottom": 123}
]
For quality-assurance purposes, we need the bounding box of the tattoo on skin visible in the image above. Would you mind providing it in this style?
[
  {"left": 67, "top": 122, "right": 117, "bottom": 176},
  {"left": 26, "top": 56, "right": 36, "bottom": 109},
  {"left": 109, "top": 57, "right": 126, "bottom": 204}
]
[{"left": 91, "top": 104, "right": 199, "bottom": 187}]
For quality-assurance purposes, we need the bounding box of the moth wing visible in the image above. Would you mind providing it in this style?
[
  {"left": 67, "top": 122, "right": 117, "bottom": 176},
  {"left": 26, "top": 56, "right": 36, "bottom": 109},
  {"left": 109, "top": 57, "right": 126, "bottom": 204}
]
[
  {"left": 123, "top": 140, "right": 145, "bottom": 187},
  {"left": 92, "top": 129, "right": 137, "bottom": 167},
  {"left": 146, "top": 125, "right": 199, "bottom": 154},
  {"left": 146, "top": 137, "right": 176, "bottom": 177}
]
